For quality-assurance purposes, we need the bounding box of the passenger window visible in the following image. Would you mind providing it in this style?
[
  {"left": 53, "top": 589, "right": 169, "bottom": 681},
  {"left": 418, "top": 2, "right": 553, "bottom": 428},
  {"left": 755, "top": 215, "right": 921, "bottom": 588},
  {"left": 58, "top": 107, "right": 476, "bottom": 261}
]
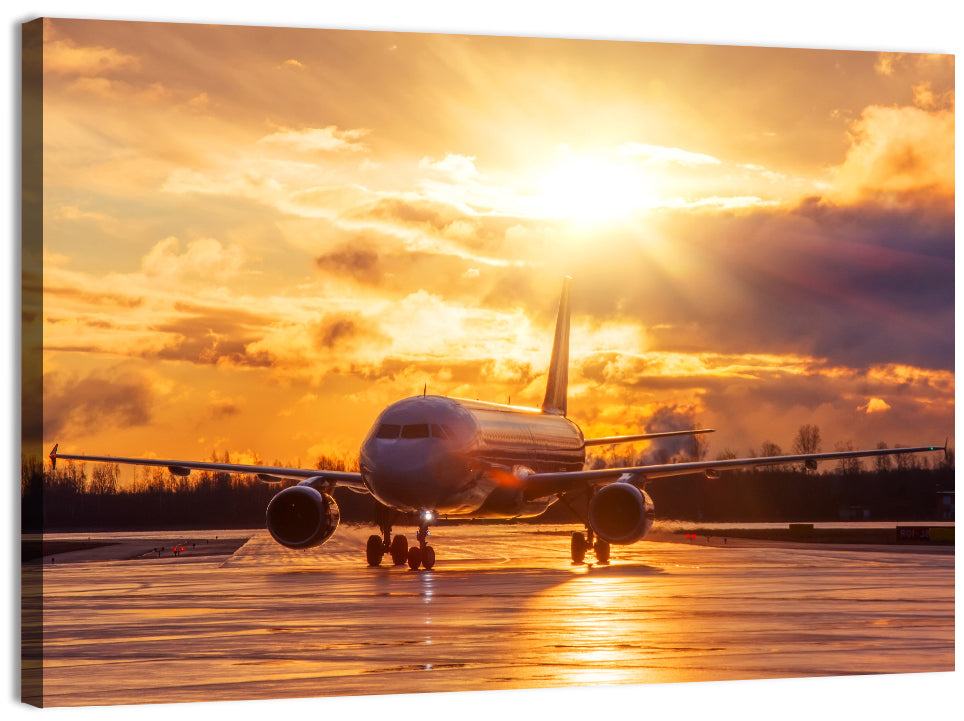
[
  {"left": 400, "top": 424, "right": 430, "bottom": 439},
  {"left": 376, "top": 424, "right": 401, "bottom": 439}
]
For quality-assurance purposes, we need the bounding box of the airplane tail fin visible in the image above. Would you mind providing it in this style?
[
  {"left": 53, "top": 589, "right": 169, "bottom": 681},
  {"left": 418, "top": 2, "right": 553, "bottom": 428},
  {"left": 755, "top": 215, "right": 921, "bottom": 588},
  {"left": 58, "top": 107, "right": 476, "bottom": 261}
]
[{"left": 541, "top": 277, "right": 572, "bottom": 416}]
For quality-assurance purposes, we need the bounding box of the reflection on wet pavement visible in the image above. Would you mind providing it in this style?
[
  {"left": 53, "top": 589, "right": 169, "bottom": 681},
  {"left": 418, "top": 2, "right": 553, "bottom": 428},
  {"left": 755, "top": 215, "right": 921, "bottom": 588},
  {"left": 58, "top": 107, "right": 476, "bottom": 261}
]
[{"left": 28, "top": 524, "right": 954, "bottom": 707}]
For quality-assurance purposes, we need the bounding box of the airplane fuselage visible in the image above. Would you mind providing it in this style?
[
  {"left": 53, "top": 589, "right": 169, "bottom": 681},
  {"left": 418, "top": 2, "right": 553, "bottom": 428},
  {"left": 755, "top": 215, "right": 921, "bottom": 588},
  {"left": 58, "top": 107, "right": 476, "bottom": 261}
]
[{"left": 359, "top": 395, "right": 585, "bottom": 518}]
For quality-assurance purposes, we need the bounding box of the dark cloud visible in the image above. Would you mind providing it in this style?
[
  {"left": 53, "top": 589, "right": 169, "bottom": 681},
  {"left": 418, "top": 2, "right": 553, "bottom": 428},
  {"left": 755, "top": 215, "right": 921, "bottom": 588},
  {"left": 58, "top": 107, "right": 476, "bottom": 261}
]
[
  {"left": 47, "top": 316, "right": 118, "bottom": 330},
  {"left": 209, "top": 398, "right": 240, "bottom": 419},
  {"left": 353, "top": 197, "right": 452, "bottom": 228},
  {"left": 44, "top": 371, "right": 154, "bottom": 439},
  {"left": 315, "top": 244, "right": 381, "bottom": 284},
  {"left": 311, "top": 313, "right": 387, "bottom": 352},
  {"left": 639, "top": 405, "right": 706, "bottom": 464},
  {"left": 583, "top": 403, "right": 707, "bottom": 467},
  {"left": 148, "top": 307, "right": 277, "bottom": 367},
  {"left": 343, "top": 196, "right": 519, "bottom": 253},
  {"left": 565, "top": 195, "right": 953, "bottom": 372},
  {"left": 315, "top": 317, "right": 361, "bottom": 349},
  {"left": 44, "top": 284, "right": 144, "bottom": 308},
  {"left": 171, "top": 302, "right": 276, "bottom": 328},
  {"left": 314, "top": 235, "right": 529, "bottom": 308}
]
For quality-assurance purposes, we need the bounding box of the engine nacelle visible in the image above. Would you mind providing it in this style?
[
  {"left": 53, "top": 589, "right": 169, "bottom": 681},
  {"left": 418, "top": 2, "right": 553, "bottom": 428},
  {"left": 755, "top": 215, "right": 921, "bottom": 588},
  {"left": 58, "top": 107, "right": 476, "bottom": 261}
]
[
  {"left": 588, "top": 482, "right": 655, "bottom": 545},
  {"left": 266, "top": 485, "right": 340, "bottom": 549}
]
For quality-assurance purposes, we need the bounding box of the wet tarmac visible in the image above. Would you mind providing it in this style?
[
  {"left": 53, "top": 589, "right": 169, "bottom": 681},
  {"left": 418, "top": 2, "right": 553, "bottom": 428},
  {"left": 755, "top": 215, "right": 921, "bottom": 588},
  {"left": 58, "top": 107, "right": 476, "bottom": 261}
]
[{"left": 22, "top": 524, "right": 955, "bottom": 712}]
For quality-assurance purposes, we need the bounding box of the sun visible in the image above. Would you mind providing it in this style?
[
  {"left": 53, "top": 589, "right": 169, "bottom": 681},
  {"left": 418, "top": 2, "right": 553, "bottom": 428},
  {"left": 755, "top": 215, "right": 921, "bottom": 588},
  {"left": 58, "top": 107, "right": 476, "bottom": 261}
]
[{"left": 533, "top": 148, "right": 659, "bottom": 223}]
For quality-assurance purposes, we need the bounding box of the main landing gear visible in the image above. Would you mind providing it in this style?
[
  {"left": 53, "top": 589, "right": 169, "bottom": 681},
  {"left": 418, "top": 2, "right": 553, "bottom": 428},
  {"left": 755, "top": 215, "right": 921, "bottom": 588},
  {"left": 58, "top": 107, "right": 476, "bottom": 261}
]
[
  {"left": 557, "top": 489, "right": 610, "bottom": 565},
  {"left": 570, "top": 526, "right": 610, "bottom": 565},
  {"left": 366, "top": 532, "right": 409, "bottom": 566},
  {"left": 366, "top": 504, "right": 435, "bottom": 570},
  {"left": 366, "top": 503, "right": 410, "bottom": 567}
]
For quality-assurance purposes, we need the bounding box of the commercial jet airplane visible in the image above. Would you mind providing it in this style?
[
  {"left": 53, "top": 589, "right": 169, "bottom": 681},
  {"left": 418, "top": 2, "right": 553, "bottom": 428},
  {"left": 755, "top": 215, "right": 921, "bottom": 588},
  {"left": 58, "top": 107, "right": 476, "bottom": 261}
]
[{"left": 50, "top": 278, "right": 945, "bottom": 570}]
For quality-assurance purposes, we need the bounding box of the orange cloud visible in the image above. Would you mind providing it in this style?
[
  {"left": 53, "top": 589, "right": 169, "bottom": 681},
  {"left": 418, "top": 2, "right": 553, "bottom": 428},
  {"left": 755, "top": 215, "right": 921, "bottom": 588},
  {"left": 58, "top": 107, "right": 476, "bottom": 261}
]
[
  {"left": 858, "top": 397, "right": 892, "bottom": 414},
  {"left": 830, "top": 101, "right": 954, "bottom": 203},
  {"left": 258, "top": 126, "right": 370, "bottom": 153},
  {"left": 141, "top": 237, "right": 245, "bottom": 281},
  {"left": 43, "top": 38, "right": 140, "bottom": 77}
]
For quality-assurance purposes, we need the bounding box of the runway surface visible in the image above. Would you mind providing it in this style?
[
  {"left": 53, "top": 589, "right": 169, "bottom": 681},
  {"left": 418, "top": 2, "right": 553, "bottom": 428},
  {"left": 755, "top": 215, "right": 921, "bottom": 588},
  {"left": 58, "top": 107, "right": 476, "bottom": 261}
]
[{"left": 24, "top": 524, "right": 954, "bottom": 707}]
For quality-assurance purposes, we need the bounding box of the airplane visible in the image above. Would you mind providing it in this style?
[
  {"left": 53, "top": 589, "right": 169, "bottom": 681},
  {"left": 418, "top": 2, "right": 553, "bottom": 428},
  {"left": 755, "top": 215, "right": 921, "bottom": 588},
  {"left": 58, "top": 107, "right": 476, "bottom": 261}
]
[{"left": 50, "top": 278, "right": 946, "bottom": 570}]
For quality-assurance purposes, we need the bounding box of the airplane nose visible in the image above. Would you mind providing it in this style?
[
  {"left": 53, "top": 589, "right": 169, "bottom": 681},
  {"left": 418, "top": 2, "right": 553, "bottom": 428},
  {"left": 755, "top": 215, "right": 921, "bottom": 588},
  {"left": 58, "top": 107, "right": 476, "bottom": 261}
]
[
  {"left": 362, "top": 440, "right": 438, "bottom": 510},
  {"left": 361, "top": 439, "right": 465, "bottom": 512}
]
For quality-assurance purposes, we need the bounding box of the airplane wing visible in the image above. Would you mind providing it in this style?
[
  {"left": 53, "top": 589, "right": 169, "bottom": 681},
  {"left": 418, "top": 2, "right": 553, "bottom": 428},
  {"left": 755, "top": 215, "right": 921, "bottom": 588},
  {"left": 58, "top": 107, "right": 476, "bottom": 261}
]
[
  {"left": 521, "top": 442, "right": 947, "bottom": 498},
  {"left": 48, "top": 445, "right": 369, "bottom": 492},
  {"left": 583, "top": 428, "right": 714, "bottom": 446}
]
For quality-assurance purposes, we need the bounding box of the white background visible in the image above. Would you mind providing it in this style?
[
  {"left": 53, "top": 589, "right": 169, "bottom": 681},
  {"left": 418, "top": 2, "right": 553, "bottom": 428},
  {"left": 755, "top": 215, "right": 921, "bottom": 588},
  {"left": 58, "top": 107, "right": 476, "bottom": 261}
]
[{"left": 4, "top": 2, "right": 960, "bottom": 719}]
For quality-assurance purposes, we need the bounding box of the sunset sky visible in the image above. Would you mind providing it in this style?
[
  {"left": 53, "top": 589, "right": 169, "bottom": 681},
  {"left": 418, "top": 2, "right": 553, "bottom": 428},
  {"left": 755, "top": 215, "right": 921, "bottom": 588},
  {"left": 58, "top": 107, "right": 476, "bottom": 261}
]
[{"left": 34, "top": 18, "right": 955, "bottom": 474}]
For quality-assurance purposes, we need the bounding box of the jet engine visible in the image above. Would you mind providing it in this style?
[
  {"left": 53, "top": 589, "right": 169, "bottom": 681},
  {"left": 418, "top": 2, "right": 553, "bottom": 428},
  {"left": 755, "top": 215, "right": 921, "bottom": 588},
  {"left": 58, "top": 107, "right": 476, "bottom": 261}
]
[
  {"left": 588, "top": 482, "right": 655, "bottom": 545},
  {"left": 266, "top": 485, "right": 340, "bottom": 549}
]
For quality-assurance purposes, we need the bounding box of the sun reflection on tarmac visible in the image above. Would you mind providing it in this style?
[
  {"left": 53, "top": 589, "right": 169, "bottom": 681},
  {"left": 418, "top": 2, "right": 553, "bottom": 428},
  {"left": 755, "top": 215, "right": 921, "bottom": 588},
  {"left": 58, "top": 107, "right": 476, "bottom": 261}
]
[
  {"left": 520, "top": 563, "right": 695, "bottom": 686},
  {"left": 419, "top": 572, "right": 435, "bottom": 650}
]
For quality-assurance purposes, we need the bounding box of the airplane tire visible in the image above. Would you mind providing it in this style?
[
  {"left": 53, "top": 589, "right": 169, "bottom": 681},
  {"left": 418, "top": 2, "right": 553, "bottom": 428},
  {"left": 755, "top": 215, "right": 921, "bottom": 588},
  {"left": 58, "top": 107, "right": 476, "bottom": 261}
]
[
  {"left": 422, "top": 545, "right": 436, "bottom": 570},
  {"left": 571, "top": 532, "right": 588, "bottom": 564},
  {"left": 390, "top": 535, "right": 409, "bottom": 565},
  {"left": 366, "top": 535, "right": 384, "bottom": 566},
  {"left": 594, "top": 539, "right": 611, "bottom": 564},
  {"left": 407, "top": 546, "right": 422, "bottom": 570}
]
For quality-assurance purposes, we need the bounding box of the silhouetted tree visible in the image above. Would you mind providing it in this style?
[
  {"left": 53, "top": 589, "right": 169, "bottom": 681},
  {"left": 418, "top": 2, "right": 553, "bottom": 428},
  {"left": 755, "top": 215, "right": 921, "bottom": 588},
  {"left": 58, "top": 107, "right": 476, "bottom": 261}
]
[
  {"left": 835, "top": 440, "right": 863, "bottom": 475},
  {"left": 759, "top": 440, "right": 784, "bottom": 471},
  {"left": 89, "top": 462, "right": 119, "bottom": 495},
  {"left": 690, "top": 432, "right": 709, "bottom": 462},
  {"left": 792, "top": 424, "right": 821, "bottom": 455},
  {"left": 875, "top": 442, "right": 892, "bottom": 475},
  {"left": 793, "top": 424, "right": 821, "bottom": 472},
  {"left": 47, "top": 460, "right": 87, "bottom": 494},
  {"left": 894, "top": 444, "right": 919, "bottom": 472}
]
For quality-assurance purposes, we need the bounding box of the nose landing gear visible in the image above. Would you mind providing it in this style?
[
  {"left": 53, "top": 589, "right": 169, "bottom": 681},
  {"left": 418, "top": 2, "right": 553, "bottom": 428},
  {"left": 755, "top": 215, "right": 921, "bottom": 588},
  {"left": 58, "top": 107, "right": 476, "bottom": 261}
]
[{"left": 407, "top": 513, "right": 436, "bottom": 570}]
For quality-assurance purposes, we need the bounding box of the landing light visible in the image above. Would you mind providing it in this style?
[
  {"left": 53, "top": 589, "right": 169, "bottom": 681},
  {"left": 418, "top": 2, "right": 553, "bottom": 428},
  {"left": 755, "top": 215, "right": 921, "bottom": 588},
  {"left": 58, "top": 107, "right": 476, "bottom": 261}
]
[{"left": 422, "top": 510, "right": 436, "bottom": 522}]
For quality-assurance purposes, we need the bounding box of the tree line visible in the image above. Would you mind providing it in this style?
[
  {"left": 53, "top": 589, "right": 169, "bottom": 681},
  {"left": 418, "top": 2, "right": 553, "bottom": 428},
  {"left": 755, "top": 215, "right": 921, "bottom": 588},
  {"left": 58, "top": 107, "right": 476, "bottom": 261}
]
[
  {"left": 21, "top": 452, "right": 380, "bottom": 532},
  {"left": 22, "top": 425, "right": 954, "bottom": 530}
]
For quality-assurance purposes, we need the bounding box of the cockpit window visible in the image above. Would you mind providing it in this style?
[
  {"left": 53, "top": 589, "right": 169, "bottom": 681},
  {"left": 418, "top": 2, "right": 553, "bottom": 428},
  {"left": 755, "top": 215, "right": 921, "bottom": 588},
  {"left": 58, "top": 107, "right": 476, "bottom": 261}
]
[
  {"left": 376, "top": 424, "right": 401, "bottom": 439},
  {"left": 430, "top": 424, "right": 452, "bottom": 439},
  {"left": 400, "top": 423, "right": 430, "bottom": 439}
]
